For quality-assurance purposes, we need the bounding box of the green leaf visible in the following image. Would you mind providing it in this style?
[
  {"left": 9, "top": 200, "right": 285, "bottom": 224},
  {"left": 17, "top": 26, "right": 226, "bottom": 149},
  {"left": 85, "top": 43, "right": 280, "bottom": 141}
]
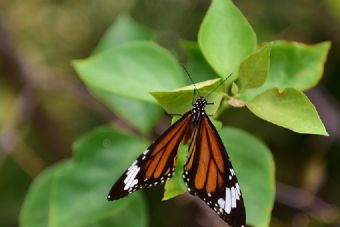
[
  {"left": 269, "top": 41, "right": 330, "bottom": 90},
  {"left": 246, "top": 88, "right": 328, "bottom": 135},
  {"left": 94, "top": 14, "right": 154, "bottom": 53},
  {"left": 219, "top": 127, "right": 275, "bottom": 227},
  {"left": 239, "top": 45, "right": 271, "bottom": 90},
  {"left": 91, "top": 89, "right": 163, "bottom": 134},
  {"left": 23, "top": 127, "right": 149, "bottom": 227},
  {"left": 242, "top": 41, "right": 331, "bottom": 100},
  {"left": 163, "top": 144, "right": 188, "bottom": 201},
  {"left": 198, "top": 0, "right": 257, "bottom": 77},
  {"left": 74, "top": 41, "right": 186, "bottom": 103},
  {"left": 49, "top": 127, "right": 149, "bottom": 227},
  {"left": 181, "top": 41, "right": 218, "bottom": 82},
  {"left": 151, "top": 79, "right": 226, "bottom": 115},
  {"left": 86, "top": 15, "right": 161, "bottom": 134},
  {"left": 20, "top": 161, "right": 71, "bottom": 227}
]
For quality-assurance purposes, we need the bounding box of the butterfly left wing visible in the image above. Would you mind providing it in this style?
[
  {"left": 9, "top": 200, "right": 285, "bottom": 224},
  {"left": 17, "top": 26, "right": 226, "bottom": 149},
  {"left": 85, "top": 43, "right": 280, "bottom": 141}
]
[
  {"left": 183, "top": 116, "right": 246, "bottom": 227},
  {"left": 108, "top": 112, "right": 192, "bottom": 201}
]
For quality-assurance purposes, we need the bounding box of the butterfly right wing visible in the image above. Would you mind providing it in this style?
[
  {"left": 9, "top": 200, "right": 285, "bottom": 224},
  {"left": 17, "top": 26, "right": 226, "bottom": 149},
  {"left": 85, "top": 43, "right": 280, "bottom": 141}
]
[
  {"left": 183, "top": 117, "right": 246, "bottom": 227},
  {"left": 108, "top": 112, "right": 192, "bottom": 201}
]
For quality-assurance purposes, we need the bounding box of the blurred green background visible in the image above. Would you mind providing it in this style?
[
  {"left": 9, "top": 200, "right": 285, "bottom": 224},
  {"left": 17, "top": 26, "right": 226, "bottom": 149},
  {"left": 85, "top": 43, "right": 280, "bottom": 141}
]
[{"left": 1, "top": 0, "right": 340, "bottom": 227}]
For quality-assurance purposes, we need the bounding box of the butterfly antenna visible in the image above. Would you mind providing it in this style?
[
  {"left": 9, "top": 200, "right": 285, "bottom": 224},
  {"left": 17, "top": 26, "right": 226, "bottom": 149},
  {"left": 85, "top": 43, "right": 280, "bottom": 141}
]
[
  {"left": 181, "top": 65, "right": 201, "bottom": 98},
  {"left": 206, "top": 73, "right": 233, "bottom": 98}
]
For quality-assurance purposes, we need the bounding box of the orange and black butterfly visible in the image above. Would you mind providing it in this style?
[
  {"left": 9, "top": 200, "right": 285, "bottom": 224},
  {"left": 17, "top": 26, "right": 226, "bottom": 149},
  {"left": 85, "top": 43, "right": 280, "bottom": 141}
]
[{"left": 107, "top": 82, "right": 246, "bottom": 227}]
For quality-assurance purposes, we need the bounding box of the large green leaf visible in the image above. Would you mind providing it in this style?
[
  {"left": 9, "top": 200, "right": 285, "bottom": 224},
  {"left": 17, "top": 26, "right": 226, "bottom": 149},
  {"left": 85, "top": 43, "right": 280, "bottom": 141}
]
[
  {"left": 246, "top": 88, "right": 328, "bottom": 135},
  {"left": 242, "top": 41, "right": 330, "bottom": 100},
  {"left": 239, "top": 45, "right": 271, "bottom": 90},
  {"left": 88, "top": 14, "right": 162, "bottom": 134},
  {"left": 198, "top": 0, "right": 257, "bottom": 77},
  {"left": 48, "top": 127, "right": 149, "bottom": 227},
  {"left": 151, "top": 79, "right": 226, "bottom": 115},
  {"left": 219, "top": 127, "right": 275, "bottom": 227},
  {"left": 20, "top": 161, "right": 70, "bottom": 227},
  {"left": 74, "top": 41, "right": 186, "bottom": 103},
  {"left": 21, "top": 127, "right": 149, "bottom": 227}
]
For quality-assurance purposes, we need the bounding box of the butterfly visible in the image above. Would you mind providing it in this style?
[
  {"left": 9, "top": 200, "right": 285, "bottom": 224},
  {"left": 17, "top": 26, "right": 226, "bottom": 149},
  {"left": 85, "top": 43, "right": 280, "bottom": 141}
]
[{"left": 107, "top": 83, "right": 246, "bottom": 227}]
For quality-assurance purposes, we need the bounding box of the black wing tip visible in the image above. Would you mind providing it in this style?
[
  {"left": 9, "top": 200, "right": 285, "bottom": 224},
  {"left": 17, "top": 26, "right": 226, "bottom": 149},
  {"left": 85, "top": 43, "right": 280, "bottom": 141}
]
[
  {"left": 107, "top": 192, "right": 126, "bottom": 201},
  {"left": 107, "top": 187, "right": 128, "bottom": 201},
  {"left": 107, "top": 189, "right": 131, "bottom": 201},
  {"left": 107, "top": 192, "right": 118, "bottom": 201}
]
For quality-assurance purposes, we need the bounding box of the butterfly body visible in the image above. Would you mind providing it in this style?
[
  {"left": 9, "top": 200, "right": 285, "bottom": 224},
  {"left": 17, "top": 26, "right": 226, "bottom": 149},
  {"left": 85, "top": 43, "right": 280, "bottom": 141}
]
[
  {"left": 108, "top": 97, "right": 245, "bottom": 227},
  {"left": 191, "top": 97, "right": 207, "bottom": 124}
]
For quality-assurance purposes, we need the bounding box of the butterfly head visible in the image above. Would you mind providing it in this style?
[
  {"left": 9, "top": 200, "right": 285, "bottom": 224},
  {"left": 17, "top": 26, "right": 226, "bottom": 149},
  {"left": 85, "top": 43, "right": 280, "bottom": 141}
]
[{"left": 196, "top": 96, "right": 207, "bottom": 107}]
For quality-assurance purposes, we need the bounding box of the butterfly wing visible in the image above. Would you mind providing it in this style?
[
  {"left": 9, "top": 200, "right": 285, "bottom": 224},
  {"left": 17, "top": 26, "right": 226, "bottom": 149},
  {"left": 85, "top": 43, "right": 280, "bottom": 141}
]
[
  {"left": 183, "top": 116, "right": 246, "bottom": 227},
  {"left": 108, "top": 112, "right": 192, "bottom": 201}
]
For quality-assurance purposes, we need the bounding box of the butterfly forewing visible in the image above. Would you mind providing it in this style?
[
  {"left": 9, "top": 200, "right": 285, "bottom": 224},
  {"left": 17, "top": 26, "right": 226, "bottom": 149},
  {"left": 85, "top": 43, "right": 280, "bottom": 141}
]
[
  {"left": 108, "top": 112, "right": 192, "bottom": 201},
  {"left": 183, "top": 116, "right": 246, "bottom": 227}
]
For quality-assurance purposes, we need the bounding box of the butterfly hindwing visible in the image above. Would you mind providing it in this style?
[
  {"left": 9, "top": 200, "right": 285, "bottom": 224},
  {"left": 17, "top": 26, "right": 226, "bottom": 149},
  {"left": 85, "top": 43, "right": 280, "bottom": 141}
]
[
  {"left": 183, "top": 116, "right": 246, "bottom": 227},
  {"left": 108, "top": 112, "right": 192, "bottom": 201}
]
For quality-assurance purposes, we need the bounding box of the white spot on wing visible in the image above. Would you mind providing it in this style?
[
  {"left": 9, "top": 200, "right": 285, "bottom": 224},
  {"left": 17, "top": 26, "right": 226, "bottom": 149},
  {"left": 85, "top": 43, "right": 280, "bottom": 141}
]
[
  {"left": 235, "top": 187, "right": 240, "bottom": 200},
  {"left": 123, "top": 165, "right": 137, "bottom": 184},
  {"left": 230, "top": 168, "right": 235, "bottom": 176},
  {"left": 224, "top": 187, "right": 231, "bottom": 214},
  {"left": 231, "top": 187, "right": 236, "bottom": 208},
  {"left": 123, "top": 161, "right": 140, "bottom": 190},
  {"left": 236, "top": 183, "right": 241, "bottom": 196},
  {"left": 218, "top": 198, "right": 225, "bottom": 208}
]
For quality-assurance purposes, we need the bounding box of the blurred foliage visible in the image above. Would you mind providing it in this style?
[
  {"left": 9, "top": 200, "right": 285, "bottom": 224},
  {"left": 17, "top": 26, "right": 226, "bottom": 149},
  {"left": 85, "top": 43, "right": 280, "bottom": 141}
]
[
  {"left": 20, "top": 127, "right": 148, "bottom": 227},
  {"left": 1, "top": 0, "right": 340, "bottom": 227}
]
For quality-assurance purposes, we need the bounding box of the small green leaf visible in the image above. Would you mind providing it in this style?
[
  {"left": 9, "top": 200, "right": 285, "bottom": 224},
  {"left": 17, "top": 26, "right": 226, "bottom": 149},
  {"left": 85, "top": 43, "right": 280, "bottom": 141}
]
[
  {"left": 74, "top": 41, "right": 186, "bottom": 103},
  {"left": 242, "top": 41, "right": 331, "bottom": 100},
  {"left": 198, "top": 0, "right": 257, "bottom": 77},
  {"left": 246, "top": 88, "right": 328, "bottom": 135},
  {"left": 231, "top": 82, "right": 239, "bottom": 96},
  {"left": 48, "top": 127, "right": 149, "bottom": 227},
  {"left": 151, "top": 79, "right": 225, "bottom": 115},
  {"left": 20, "top": 161, "right": 71, "bottom": 227},
  {"left": 181, "top": 41, "right": 218, "bottom": 82},
  {"left": 239, "top": 45, "right": 271, "bottom": 90},
  {"left": 219, "top": 127, "right": 275, "bottom": 227},
  {"left": 163, "top": 145, "right": 188, "bottom": 201},
  {"left": 94, "top": 14, "right": 154, "bottom": 53}
]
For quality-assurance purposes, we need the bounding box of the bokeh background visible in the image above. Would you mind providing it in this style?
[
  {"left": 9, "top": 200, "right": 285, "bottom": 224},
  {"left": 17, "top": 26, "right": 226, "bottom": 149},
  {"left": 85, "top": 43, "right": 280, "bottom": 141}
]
[{"left": 1, "top": 0, "right": 340, "bottom": 227}]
